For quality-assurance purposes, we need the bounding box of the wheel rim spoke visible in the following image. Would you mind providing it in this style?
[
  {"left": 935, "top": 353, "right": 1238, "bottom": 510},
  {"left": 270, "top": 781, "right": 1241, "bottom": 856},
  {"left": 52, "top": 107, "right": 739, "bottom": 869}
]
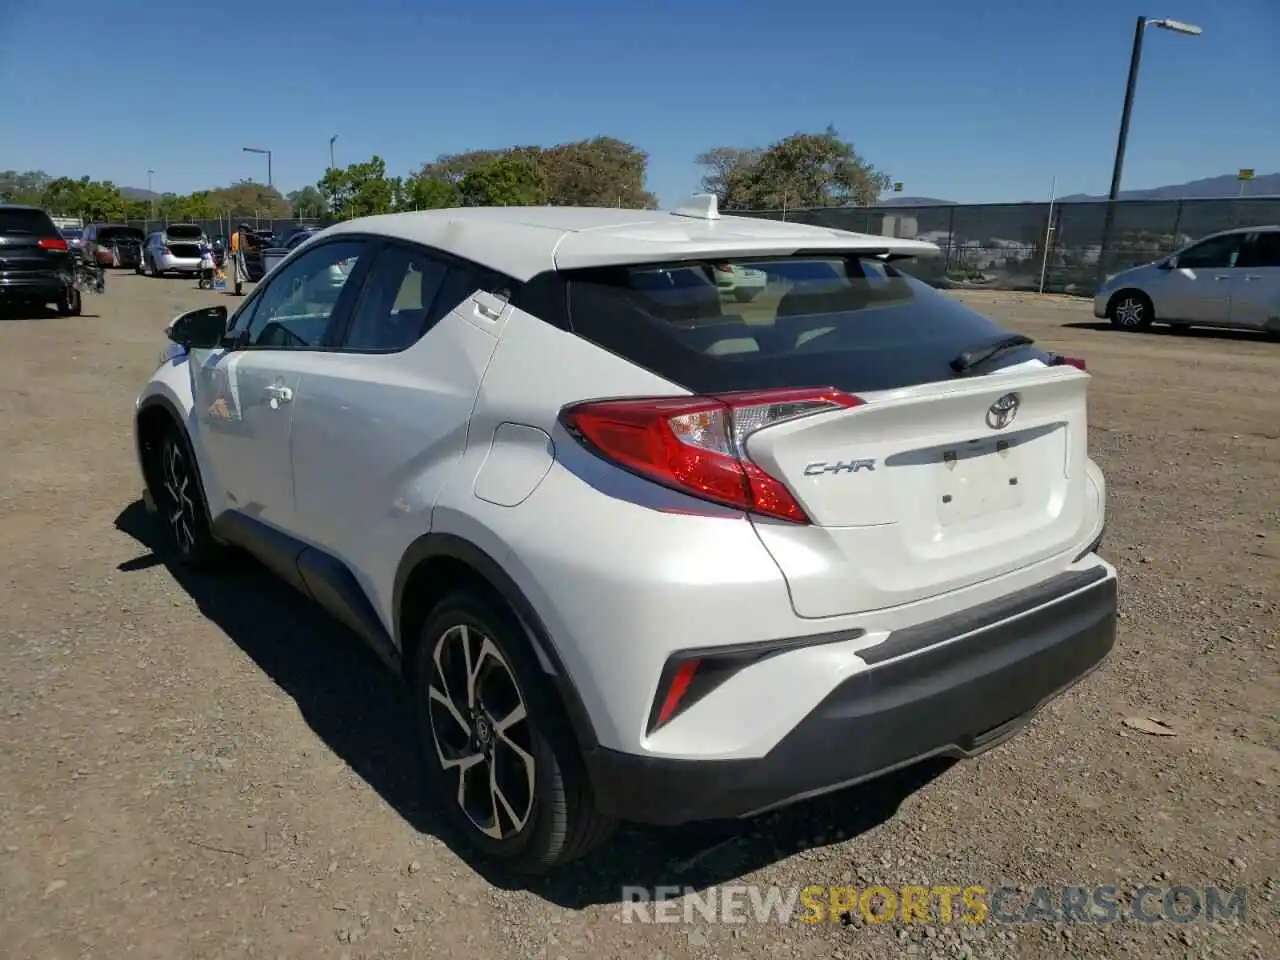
[
  {"left": 428, "top": 683, "right": 471, "bottom": 739},
  {"left": 425, "top": 623, "right": 536, "bottom": 841},
  {"left": 161, "top": 441, "right": 196, "bottom": 550}
]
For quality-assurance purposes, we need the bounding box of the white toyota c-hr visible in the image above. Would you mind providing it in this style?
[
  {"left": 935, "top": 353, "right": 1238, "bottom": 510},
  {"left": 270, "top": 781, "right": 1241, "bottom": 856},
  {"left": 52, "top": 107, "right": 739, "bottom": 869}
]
[{"left": 133, "top": 195, "right": 1115, "bottom": 874}]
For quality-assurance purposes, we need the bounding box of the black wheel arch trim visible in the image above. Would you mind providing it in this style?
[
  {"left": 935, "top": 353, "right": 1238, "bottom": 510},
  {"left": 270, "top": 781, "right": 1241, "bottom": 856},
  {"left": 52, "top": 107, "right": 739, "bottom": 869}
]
[
  {"left": 135, "top": 394, "right": 196, "bottom": 494},
  {"left": 393, "top": 533, "right": 600, "bottom": 751}
]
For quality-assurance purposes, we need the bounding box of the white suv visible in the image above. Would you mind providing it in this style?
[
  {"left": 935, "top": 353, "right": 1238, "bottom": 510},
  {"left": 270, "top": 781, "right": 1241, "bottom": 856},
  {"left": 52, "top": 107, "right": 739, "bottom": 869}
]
[{"left": 134, "top": 196, "right": 1116, "bottom": 874}]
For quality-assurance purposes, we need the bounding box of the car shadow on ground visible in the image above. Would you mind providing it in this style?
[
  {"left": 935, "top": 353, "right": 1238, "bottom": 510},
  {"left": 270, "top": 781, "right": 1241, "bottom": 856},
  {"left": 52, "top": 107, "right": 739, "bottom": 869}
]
[
  {"left": 0, "top": 305, "right": 103, "bottom": 321},
  {"left": 1063, "top": 321, "right": 1276, "bottom": 343},
  {"left": 114, "top": 498, "right": 950, "bottom": 909}
]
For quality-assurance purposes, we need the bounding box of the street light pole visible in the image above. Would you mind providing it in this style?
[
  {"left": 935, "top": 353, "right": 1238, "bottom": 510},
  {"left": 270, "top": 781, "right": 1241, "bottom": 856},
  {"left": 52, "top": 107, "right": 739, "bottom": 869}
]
[
  {"left": 329, "top": 135, "right": 338, "bottom": 170},
  {"left": 1097, "top": 16, "right": 1202, "bottom": 284},
  {"left": 147, "top": 168, "right": 155, "bottom": 220},
  {"left": 242, "top": 146, "right": 272, "bottom": 188}
]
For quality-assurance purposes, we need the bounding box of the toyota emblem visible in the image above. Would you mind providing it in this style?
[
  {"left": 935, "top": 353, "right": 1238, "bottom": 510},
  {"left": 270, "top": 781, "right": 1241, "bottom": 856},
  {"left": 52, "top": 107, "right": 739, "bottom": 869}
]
[{"left": 986, "top": 393, "right": 1020, "bottom": 430}]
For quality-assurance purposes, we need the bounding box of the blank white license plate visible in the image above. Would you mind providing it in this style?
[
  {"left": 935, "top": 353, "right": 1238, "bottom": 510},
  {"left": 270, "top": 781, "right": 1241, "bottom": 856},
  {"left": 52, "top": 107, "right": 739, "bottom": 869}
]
[{"left": 937, "top": 440, "right": 1023, "bottom": 524}]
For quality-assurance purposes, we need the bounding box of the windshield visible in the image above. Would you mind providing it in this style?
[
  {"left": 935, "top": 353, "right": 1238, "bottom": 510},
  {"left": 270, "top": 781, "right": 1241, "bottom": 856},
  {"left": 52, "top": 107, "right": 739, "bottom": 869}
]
[
  {"left": 564, "top": 255, "right": 1048, "bottom": 394},
  {"left": 0, "top": 208, "right": 58, "bottom": 235}
]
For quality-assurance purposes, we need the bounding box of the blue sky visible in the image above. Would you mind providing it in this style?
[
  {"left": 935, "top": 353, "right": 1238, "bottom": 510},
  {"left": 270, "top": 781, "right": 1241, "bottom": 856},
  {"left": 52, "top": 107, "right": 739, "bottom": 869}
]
[{"left": 1, "top": 0, "right": 1275, "bottom": 207}]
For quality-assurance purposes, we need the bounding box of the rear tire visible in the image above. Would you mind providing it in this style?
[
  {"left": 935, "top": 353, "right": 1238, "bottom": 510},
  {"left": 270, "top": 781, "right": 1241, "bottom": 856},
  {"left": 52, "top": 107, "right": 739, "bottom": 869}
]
[
  {"left": 58, "top": 286, "right": 82, "bottom": 317},
  {"left": 1108, "top": 290, "right": 1154, "bottom": 330},
  {"left": 410, "top": 590, "right": 615, "bottom": 874}
]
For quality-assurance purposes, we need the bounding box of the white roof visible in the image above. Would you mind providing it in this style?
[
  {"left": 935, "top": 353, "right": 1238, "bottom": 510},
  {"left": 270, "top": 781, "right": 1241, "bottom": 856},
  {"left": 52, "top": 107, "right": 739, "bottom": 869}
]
[{"left": 320, "top": 195, "right": 940, "bottom": 281}]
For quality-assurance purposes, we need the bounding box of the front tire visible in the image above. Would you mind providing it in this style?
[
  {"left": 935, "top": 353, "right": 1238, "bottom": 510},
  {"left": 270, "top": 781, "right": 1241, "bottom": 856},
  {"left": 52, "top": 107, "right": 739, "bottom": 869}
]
[
  {"left": 411, "top": 591, "right": 615, "bottom": 873},
  {"left": 148, "top": 423, "right": 221, "bottom": 568},
  {"left": 1108, "top": 290, "right": 1154, "bottom": 330}
]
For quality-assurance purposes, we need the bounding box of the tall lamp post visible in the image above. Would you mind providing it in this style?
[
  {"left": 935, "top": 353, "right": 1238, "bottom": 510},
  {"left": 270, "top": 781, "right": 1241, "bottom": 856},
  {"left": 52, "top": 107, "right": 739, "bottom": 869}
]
[
  {"left": 329, "top": 135, "right": 338, "bottom": 170},
  {"left": 147, "top": 168, "right": 155, "bottom": 220},
  {"left": 242, "top": 146, "right": 273, "bottom": 189},
  {"left": 1098, "top": 16, "right": 1202, "bottom": 282}
]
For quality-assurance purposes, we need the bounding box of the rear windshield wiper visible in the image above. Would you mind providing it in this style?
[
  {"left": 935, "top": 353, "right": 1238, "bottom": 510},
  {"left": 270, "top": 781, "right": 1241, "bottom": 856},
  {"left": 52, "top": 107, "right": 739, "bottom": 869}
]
[{"left": 950, "top": 333, "right": 1035, "bottom": 375}]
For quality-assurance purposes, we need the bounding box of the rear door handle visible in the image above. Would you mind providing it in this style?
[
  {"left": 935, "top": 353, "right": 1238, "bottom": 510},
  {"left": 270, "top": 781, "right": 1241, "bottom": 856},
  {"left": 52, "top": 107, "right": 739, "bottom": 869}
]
[
  {"left": 1213, "top": 275, "right": 1232, "bottom": 280},
  {"left": 1243, "top": 274, "right": 1263, "bottom": 281}
]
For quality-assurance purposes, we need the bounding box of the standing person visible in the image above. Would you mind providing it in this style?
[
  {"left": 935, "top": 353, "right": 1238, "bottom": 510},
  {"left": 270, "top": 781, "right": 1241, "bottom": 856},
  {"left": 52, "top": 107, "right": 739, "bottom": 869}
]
[
  {"left": 196, "top": 236, "right": 216, "bottom": 289},
  {"left": 229, "top": 223, "right": 251, "bottom": 296}
]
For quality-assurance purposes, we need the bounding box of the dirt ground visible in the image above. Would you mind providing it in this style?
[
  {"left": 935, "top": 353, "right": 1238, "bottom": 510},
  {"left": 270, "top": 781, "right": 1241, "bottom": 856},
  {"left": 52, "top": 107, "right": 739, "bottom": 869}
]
[{"left": 0, "top": 276, "right": 1276, "bottom": 960}]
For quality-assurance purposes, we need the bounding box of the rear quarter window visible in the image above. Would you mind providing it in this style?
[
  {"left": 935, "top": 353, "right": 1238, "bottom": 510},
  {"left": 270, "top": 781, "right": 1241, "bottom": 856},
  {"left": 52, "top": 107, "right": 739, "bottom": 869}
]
[
  {"left": 565, "top": 256, "right": 1047, "bottom": 394},
  {"left": 0, "top": 208, "right": 58, "bottom": 235}
]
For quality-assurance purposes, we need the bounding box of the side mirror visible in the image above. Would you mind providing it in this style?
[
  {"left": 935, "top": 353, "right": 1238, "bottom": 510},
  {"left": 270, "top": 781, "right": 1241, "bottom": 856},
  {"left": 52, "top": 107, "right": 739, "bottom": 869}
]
[
  {"left": 167, "top": 306, "right": 228, "bottom": 349},
  {"left": 1157, "top": 257, "right": 1176, "bottom": 271}
]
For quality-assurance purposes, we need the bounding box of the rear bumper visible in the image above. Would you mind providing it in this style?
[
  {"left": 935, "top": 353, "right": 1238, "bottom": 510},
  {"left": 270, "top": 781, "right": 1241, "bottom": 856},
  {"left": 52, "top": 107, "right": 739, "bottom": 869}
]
[
  {"left": 0, "top": 273, "right": 68, "bottom": 301},
  {"left": 156, "top": 257, "right": 203, "bottom": 273},
  {"left": 584, "top": 565, "right": 1117, "bottom": 825}
]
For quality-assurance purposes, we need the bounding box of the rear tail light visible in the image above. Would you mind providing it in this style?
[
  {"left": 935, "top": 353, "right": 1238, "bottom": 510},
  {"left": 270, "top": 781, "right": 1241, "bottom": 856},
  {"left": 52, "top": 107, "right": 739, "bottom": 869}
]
[
  {"left": 1051, "top": 354, "right": 1087, "bottom": 370},
  {"left": 713, "top": 263, "right": 734, "bottom": 274},
  {"left": 37, "top": 238, "right": 68, "bottom": 251},
  {"left": 162, "top": 245, "right": 173, "bottom": 255},
  {"left": 562, "top": 387, "right": 862, "bottom": 523}
]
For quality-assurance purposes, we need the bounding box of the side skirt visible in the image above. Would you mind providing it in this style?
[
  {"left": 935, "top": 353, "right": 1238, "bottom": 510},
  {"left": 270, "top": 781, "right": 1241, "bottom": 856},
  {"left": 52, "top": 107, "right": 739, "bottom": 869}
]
[{"left": 210, "top": 510, "right": 400, "bottom": 672}]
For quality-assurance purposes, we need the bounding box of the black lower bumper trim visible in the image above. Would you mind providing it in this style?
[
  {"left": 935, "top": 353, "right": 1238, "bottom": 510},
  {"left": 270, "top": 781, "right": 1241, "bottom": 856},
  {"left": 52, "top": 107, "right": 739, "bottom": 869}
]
[{"left": 584, "top": 570, "right": 1117, "bottom": 826}]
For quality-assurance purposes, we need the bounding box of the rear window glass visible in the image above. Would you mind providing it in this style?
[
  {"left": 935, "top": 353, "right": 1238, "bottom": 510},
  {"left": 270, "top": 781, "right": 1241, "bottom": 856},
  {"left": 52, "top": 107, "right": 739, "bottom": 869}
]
[
  {"left": 0, "top": 208, "right": 58, "bottom": 235},
  {"left": 165, "top": 224, "right": 204, "bottom": 240},
  {"left": 99, "top": 226, "right": 145, "bottom": 243},
  {"left": 565, "top": 256, "right": 1047, "bottom": 394}
]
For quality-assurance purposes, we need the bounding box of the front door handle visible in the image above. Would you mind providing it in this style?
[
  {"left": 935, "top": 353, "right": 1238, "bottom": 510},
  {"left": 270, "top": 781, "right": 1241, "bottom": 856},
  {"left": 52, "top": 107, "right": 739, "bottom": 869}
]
[
  {"left": 1243, "top": 274, "right": 1262, "bottom": 281},
  {"left": 1213, "top": 274, "right": 1232, "bottom": 280},
  {"left": 264, "top": 384, "right": 293, "bottom": 408}
]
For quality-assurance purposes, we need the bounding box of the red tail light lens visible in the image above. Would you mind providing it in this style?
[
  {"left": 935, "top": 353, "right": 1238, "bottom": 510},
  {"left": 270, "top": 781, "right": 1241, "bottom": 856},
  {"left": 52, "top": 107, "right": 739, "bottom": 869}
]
[
  {"left": 562, "top": 387, "right": 863, "bottom": 523},
  {"left": 162, "top": 245, "right": 173, "bottom": 255},
  {"left": 37, "top": 238, "right": 68, "bottom": 251},
  {"left": 1052, "top": 355, "right": 1087, "bottom": 370},
  {"left": 713, "top": 263, "right": 734, "bottom": 274}
]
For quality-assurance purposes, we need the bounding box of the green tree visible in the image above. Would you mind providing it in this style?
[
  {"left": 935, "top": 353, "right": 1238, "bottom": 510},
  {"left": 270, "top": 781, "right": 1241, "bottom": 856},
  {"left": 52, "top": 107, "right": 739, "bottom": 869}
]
[
  {"left": 540, "top": 137, "right": 656, "bottom": 208},
  {"left": 318, "top": 156, "right": 398, "bottom": 219},
  {"left": 414, "top": 137, "right": 656, "bottom": 208},
  {"left": 707, "top": 127, "right": 891, "bottom": 210},
  {"left": 0, "top": 170, "right": 51, "bottom": 204},
  {"left": 694, "top": 147, "right": 762, "bottom": 207},
  {"left": 206, "top": 180, "right": 292, "bottom": 219},
  {"left": 400, "top": 174, "right": 459, "bottom": 210},
  {"left": 287, "top": 185, "right": 327, "bottom": 218},
  {"left": 457, "top": 155, "right": 548, "bottom": 207}
]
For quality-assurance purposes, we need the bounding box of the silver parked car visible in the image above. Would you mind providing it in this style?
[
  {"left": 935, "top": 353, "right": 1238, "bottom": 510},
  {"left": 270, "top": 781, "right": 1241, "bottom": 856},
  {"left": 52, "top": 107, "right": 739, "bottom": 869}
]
[
  {"left": 1094, "top": 225, "right": 1280, "bottom": 335},
  {"left": 139, "top": 224, "right": 208, "bottom": 278}
]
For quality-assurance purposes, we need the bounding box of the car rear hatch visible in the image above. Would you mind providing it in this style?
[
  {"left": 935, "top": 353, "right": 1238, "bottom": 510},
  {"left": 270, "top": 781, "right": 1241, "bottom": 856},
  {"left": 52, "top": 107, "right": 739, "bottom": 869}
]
[
  {"left": 742, "top": 366, "right": 1088, "bottom": 614},
  {"left": 163, "top": 225, "right": 203, "bottom": 258},
  {"left": 0, "top": 208, "right": 70, "bottom": 281},
  {"left": 561, "top": 253, "right": 1094, "bottom": 618},
  {"left": 99, "top": 227, "right": 144, "bottom": 260}
]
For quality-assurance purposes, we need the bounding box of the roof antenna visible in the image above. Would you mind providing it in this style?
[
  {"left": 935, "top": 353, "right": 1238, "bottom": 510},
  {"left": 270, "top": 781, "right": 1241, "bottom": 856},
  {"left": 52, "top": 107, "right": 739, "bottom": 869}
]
[{"left": 670, "top": 194, "right": 720, "bottom": 221}]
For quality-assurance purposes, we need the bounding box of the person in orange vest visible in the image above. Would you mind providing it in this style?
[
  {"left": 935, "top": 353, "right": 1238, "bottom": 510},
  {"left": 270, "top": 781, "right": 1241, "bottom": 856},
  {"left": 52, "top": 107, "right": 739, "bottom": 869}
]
[{"left": 228, "top": 223, "right": 250, "bottom": 296}]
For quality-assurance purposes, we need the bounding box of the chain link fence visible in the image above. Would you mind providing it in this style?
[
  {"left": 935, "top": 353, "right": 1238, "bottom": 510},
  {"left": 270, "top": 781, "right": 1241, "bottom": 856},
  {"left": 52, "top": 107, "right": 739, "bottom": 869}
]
[
  {"left": 118, "top": 215, "right": 330, "bottom": 240},
  {"left": 736, "top": 197, "right": 1280, "bottom": 295}
]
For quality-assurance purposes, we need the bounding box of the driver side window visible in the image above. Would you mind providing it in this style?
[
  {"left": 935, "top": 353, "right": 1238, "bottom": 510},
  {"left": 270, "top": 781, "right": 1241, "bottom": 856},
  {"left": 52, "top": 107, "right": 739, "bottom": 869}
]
[
  {"left": 1177, "top": 234, "right": 1242, "bottom": 270},
  {"left": 229, "top": 240, "right": 366, "bottom": 349}
]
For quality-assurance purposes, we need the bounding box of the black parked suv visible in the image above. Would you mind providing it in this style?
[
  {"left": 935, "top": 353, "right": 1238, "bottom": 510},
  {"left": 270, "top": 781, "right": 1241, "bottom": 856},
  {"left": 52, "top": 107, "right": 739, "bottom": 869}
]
[{"left": 0, "top": 205, "right": 82, "bottom": 315}]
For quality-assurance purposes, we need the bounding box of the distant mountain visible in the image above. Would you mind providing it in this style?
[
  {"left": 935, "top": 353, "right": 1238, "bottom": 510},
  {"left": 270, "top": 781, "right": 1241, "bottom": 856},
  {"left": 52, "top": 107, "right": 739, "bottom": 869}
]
[
  {"left": 119, "top": 186, "right": 159, "bottom": 201},
  {"left": 868, "top": 172, "right": 1280, "bottom": 208},
  {"left": 877, "top": 196, "right": 956, "bottom": 207},
  {"left": 1058, "top": 172, "right": 1280, "bottom": 202}
]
